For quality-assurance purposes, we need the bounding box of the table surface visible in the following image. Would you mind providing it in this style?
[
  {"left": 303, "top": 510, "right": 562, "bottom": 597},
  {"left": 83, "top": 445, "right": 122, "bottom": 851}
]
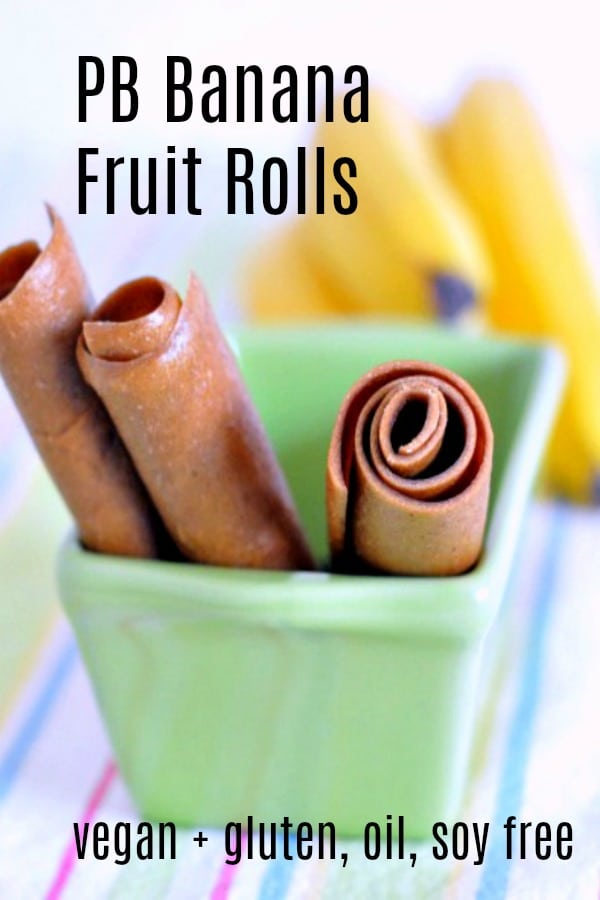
[
  {"left": 0, "top": 155, "right": 600, "bottom": 900},
  {"left": 0, "top": 197, "right": 599, "bottom": 900}
]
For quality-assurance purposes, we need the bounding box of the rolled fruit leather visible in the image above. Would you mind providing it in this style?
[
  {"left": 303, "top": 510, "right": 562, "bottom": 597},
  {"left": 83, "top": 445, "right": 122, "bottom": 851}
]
[
  {"left": 0, "top": 207, "right": 161, "bottom": 557},
  {"left": 77, "top": 274, "right": 316, "bottom": 571},
  {"left": 327, "top": 360, "right": 493, "bottom": 575}
]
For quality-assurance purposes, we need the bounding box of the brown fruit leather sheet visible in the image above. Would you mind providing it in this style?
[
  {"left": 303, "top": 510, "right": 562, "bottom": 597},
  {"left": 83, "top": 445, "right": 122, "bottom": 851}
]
[
  {"left": 78, "top": 274, "right": 315, "bottom": 571},
  {"left": 0, "top": 208, "right": 160, "bottom": 557}
]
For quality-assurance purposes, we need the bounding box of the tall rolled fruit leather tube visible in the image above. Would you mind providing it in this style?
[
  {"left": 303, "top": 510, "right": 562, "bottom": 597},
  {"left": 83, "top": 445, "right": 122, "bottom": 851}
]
[
  {"left": 327, "top": 361, "right": 493, "bottom": 575},
  {"left": 77, "top": 274, "right": 316, "bottom": 571},
  {"left": 0, "top": 208, "right": 160, "bottom": 557}
]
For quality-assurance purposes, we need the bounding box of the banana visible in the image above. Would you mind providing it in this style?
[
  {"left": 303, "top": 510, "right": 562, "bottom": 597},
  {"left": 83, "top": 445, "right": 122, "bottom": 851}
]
[
  {"left": 241, "top": 223, "right": 353, "bottom": 322},
  {"left": 436, "top": 78, "right": 600, "bottom": 502},
  {"left": 295, "top": 89, "right": 491, "bottom": 323}
]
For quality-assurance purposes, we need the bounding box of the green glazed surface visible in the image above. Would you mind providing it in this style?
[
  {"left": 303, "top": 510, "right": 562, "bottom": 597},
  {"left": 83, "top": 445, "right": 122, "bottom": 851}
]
[{"left": 59, "top": 322, "right": 564, "bottom": 838}]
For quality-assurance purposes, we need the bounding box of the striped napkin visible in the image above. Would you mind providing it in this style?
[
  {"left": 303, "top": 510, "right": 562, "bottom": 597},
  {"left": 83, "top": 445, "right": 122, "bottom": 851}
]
[
  {"left": 1, "top": 175, "right": 599, "bottom": 897},
  {"left": 0, "top": 386, "right": 599, "bottom": 899}
]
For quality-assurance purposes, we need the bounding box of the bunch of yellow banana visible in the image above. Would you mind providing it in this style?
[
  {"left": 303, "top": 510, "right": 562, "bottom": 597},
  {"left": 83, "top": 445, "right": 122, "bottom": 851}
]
[
  {"left": 241, "top": 223, "right": 351, "bottom": 321},
  {"left": 436, "top": 79, "right": 600, "bottom": 503},
  {"left": 243, "top": 88, "right": 491, "bottom": 324},
  {"left": 242, "top": 80, "right": 600, "bottom": 503}
]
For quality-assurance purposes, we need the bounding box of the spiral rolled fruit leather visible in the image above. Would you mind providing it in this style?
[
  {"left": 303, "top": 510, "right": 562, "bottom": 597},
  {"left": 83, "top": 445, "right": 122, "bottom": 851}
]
[
  {"left": 77, "top": 274, "right": 315, "bottom": 571},
  {"left": 0, "top": 207, "right": 160, "bottom": 557},
  {"left": 327, "top": 361, "right": 493, "bottom": 575}
]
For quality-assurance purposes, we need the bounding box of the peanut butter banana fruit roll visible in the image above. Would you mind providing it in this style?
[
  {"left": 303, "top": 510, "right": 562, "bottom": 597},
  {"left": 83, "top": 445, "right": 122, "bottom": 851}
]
[
  {"left": 0, "top": 208, "right": 160, "bottom": 557},
  {"left": 327, "top": 361, "right": 493, "bottom": 575},
  {"left": 77, "top": 274, "right": 315, "bottom": 571}
]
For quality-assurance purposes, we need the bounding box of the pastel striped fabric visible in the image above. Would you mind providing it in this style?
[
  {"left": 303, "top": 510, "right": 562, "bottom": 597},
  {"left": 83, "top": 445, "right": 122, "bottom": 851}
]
[
  {"left": 0, "top": 419, "right": 599, "bottom": 898},
  {"left": 1, "top": 192, "right": 599, "bottom": 898}
]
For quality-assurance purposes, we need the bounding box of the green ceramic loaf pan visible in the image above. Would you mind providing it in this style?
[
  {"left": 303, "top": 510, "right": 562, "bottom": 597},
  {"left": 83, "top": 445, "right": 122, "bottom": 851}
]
[{"left": 58, "top": 323, "right": 564, "bottom": 838}]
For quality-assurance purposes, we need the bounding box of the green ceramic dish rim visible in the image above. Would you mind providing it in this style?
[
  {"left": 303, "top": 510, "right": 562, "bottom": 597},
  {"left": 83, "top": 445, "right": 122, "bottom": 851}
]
[{"left": 59, "top": 326, "right": 565, "bottom": 643}]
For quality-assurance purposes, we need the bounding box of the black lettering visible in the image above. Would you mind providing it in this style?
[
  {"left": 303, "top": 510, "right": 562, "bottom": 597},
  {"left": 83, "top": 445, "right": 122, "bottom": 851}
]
[
  {"left": 333, "top": 157, "right": 358, "bottom": 214},
  {"left": 73, "top": 823, "right": 89, "bottom": 859},
  {"left": 106, "top": 156, "right": 125, "bottom": 214},
  {"left": 78, "top": 148, "right": 99, "bottom": 214},
  {"left": 112, "top": 56, "right": 138, "bottom": 122},
  {"left": 167, "top": 56, "right": 193, "bottom": 122},
  {"left": 308, "top": 65, "right": 334, "bottom": 121},
  {"left": 258, "top": 822, "right": 277, "bottom": 860},
  {"left": 263, "top": 158, "right": 287, "bottom": 214},
  {"left": 93, "top": 822, "right": 110, "bottom": 860},
  {"left": 343, "top": 65, "right": 369, "bottom": 121},
  {"left": 452, "top": 823, "right": 469, "bottom": 860},
  {"left": 227, "top": 148, "right": 254, "bottom": 213},
  {"left": 296, "top": 823, "right": 313, "bottom": 860},
  {"left": 364, "top": 822, "right": 381, "bottom": 860},
  {"left": 158, "top": 822, "right": 176, "bottom": 860},
  {"left": 224, "top": 822, "right": 242, "bottom": 865},
  {"left": 431, "top": 822, "right": 449, "bottom": 860},
  {"left": 556, "top": 822, "right": 573, "bottom": 860},
  {"left": 182, "top": 147, "right": 202, "bottom": 215},
  {"left": 167, "top": 145, "right": 176, "bottom": 214},
  {"left": 318, "top": 822, "right": 336, "bottom": 860},
  {"left": 297, "top": 146, "right": 306, "bottom": 214},
  {"left": 280, "top": 816, "right": 294, "bottom": 861},
  {"left": 201, "top": 65, "right": 227, "bottom": 122},
  {"left": 273, "top": 66, "right": 298, "bottom": 122},
  {"left": 131, "top": 157, "right": 157, "bottom": 214},
  {"left": 519, "top": 821, "right": 532, "bottom": 859},
  {"left": 78, "top": 57, "right": 104, "bottom": 122},
  {"left": 114, "top": 822, "right": 131, "bottom": 865},
  {"left": 535, "top": 822, "right": 552, "bottom": 860},
  {"left": 504, "top": 815, "right": 517, "bottom": 859},
  {"left": 137, "top": 823, "right": 152, "bottom": 861},
  {"left": 237, "top": 65, "right": 263, "bottom": 122},
  {"left": 315, "top": 145, "right": 325, "bottom": 214}
]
